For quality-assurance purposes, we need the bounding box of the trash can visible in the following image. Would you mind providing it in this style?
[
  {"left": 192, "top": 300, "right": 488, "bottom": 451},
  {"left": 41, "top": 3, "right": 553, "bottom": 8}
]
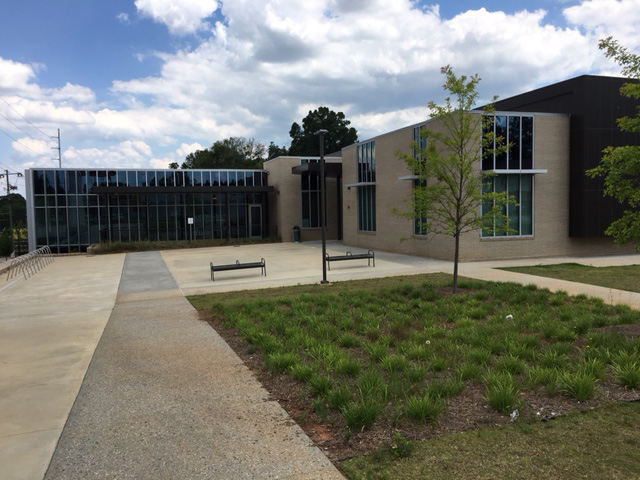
[{"left": 292, "top": 225, "right": 301, "bottom": 243}]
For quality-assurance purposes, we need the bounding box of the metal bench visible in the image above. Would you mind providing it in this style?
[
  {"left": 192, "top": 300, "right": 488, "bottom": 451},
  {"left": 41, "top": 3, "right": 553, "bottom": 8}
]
[
  {"left": 210, "top": 258, "right": 266, "bottom": 281},
  {"left": 325, "top": 250, "right": 375, "bottom": 271}
]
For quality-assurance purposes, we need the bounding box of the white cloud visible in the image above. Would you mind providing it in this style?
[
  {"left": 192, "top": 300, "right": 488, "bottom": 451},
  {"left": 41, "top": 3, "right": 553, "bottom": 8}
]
[
  {"left": 564, "top": 0, "right": 640, "bottom": 49},
  {"left": 135, "top": 0, "right": 219, "bottom": 35},
  {"left": 11, "top": 137, "right": 51, "bottom": 158},
  {"left": 3, "top": 0, "right": 640, "bottom": 184},
  {"left": 117, "top": 12, "right": 131, "bottom": 24}
]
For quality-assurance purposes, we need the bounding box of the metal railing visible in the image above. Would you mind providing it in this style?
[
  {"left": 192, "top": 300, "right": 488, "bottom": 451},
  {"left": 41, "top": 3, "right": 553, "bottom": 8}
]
[{"left": 5, "top": 246, "right": 54, "bottom": 281}]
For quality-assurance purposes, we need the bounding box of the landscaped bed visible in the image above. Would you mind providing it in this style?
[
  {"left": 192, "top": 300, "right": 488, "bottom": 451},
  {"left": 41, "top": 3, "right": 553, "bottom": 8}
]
[{"left": 188, "top": 274, "right": 640, "bottom": 478}]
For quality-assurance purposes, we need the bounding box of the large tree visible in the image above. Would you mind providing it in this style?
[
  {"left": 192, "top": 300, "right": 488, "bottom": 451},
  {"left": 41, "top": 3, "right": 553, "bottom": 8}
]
[
  {"left": 394, "top": 66, "right": 513, "bottom": 293},
  {"left": 288, "top": 107, "right": 358, "bottom": 156},
  {"left": 587, "top": 38, "right": 640, "bottom": 250},
  {"left": 181, "top": 137, "right": 266, "bottom": 169},
  {"left": 267, "top": 141, "right": 288, "bottom": 160}
]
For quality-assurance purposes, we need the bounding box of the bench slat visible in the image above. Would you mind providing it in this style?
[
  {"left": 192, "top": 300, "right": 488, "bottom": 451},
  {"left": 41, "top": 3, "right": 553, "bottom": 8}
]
[
  {"left": 325, "top": 250, "right": 375, "bottom": 271},
  {"left": 210, "top": 259, "right": 266, "bottom": 281}
]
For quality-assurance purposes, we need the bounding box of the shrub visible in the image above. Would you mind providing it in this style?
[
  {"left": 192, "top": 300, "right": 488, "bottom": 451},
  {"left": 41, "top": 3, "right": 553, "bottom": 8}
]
[{"left": 389, "top": 432, "right": 414, "bottom": 458}]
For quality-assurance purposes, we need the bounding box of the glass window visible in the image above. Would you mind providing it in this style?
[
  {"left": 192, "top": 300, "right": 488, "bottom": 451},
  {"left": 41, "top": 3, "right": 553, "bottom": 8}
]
[
  {"left": 128, "top": 171, "right": 137, "bottom": 187},
  {"left": 56, "top": 170, "right": 66, "bottom": 194},
  {"left": 228, "top": 171, "right": 236, "bottom": 186},
  {"left": 495, "top": 116, "right": 507, "bottom": 169},
  {"left": 97, "top": 171, "right": 108, "bottom": 187},
  {"left": 174, "top": 171, "right": 184, "bottom": 187},
  {"left": 107, "top": 170, "right": 117, "bottom": 186},
  {"left": 413, "top": 179, "right": 427, "bottom": 236},
  {"left": 138, "top": 171, "right": 147, "bottom": 187},
  {"left": 522, "top": 116, "right": 533, "bottom": 169},
  {"left": 77, "top": 171, "right": 87, "bottom": 194},
  {"left": 253, "top": 172, "right": 262, "bottom": 187},
  {"left": 358, "top": 185, "right": 376, "bottom": 232},
  {"left": 483, "top": 115, "right": 534, "bottom": 171},
  {"left": 33, "top": 170, "right": 45, "bottom": 195},
  {"left": 193, "top": 171, "right": 202, "bottom": 186},
  {"left": 184, "top": 171, "right": 192, "bottom": 186},
  {"left": 482, "top": 174, "right": 533, "bottom": 237},
  {"left": 66, "top": 171, "right": 77, "bottom": 194},
  {"left": 508, "top": 116, "right": 520, "bottom": 170},
  {"left": 211, "top": 171, "right": 220, "bottom": 186},
  {"left": 147, "top": 171, "right": 156, "bottom": 187},
  {"left": 45, "top": 170, "right": 56, "bottom": 194},
  {"left": 219, "top": 171, "right": 228, "bottom": 186}
]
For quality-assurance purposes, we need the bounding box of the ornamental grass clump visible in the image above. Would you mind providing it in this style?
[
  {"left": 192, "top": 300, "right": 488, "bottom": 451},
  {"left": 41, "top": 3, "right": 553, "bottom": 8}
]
[
  {"left": 404, "top": 393, "right": 446, "bottom": 424},
  {"left": 612, "top": 361, "right": 640, "bottom": 389},
  {"left": 559, "top": 371, "right": 597, "bottom": 401},
  {"left": 342, "top": 395, "right": 384, "bottom": 431},
  {"left": 483, "top": 372, "right": 520, "bottom": 414}
]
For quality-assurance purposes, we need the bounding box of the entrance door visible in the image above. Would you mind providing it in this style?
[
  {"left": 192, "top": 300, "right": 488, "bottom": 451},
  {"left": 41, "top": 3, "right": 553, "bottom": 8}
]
[{"left": 249, "top": 204, "right": 262, "bottom": 238}]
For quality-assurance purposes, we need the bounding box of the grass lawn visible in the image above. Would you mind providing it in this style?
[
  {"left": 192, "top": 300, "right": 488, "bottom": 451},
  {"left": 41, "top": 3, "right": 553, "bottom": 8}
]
[
  {"left": 188, "top": 273, "right": 640, "bottom": 479},
  {"left": 500, "top": 263, "right": 640, "bottom": 294},
  {"left": 341, "top": 402, "right": 640, "bottom": 480}
]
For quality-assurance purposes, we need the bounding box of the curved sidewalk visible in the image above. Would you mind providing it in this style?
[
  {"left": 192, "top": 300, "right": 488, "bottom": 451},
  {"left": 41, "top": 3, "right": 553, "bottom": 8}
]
[{"left": 44, "top": 251, "right": 343, "bottom": 479}]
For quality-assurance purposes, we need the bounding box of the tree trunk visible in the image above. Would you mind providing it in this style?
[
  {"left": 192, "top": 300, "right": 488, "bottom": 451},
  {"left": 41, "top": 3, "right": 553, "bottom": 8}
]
[{"left": 452, "top": 229, "right": 460, "bottom": 294}]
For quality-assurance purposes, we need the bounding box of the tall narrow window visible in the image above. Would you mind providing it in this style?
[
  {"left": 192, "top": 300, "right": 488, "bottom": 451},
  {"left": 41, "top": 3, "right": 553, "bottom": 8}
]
[
  {"left": 413, "top": 125, "right": 427, "bottom": 235},
  {"left": 357, "top": 141, "right": 376, "bottom": 232},
  {"left": 300, "top": 159, "right": 321, "bottom": 228}
]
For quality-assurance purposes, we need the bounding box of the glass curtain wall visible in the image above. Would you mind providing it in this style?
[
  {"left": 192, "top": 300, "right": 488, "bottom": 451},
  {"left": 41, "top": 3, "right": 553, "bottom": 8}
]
[{"left": 30, "top": 169, "right": 267, "bottom": 252}]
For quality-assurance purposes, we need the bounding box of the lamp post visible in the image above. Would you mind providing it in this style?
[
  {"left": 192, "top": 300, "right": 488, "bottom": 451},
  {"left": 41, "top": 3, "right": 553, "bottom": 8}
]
[{"left": 316, "top": 129, "right": 329, "bottom": 284}]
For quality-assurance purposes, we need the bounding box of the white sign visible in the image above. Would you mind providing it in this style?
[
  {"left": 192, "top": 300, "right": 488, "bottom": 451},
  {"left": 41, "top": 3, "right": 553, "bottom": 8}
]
[{"left": 188, "top": 217, "right": 194, "bottom": 225}]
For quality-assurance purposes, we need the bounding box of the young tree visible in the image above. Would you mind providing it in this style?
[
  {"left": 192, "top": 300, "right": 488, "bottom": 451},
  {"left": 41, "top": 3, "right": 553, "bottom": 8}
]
[
  {"left": 395, "top": 66, "right": 512, "bottom": 293},
  {"left": 587, "top": 37, "right": 640, "bottom": 250},
  {"left": 288, "top": 107, "right": 358, "bottom": 156}
]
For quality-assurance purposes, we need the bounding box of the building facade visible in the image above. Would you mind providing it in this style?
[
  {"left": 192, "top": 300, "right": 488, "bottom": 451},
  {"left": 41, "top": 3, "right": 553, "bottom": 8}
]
[
  {"left": 24, "top": 75, "right": 639, "bottom": 260},
  {"left": 25, "top": 168, "right": 273, "bottom": 253}
]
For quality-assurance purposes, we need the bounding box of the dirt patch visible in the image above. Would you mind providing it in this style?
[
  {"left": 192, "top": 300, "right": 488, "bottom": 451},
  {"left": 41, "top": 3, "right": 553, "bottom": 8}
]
[
  {"left": 199, "top": 310, "right": 640, "bottom": 464},
  {"left": 596, "top": 323, "right": 640, "bottom": 338}
]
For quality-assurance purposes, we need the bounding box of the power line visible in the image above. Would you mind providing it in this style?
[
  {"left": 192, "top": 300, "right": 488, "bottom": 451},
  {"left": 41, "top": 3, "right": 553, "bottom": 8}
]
[
  {"left": 0, "top": 96, "right": 52, "bottom": 141},
  {"left": 0, "top": 126, "right": 51, "bottom": 160},
  {"left": 0, "top": 110, "right": 51, "bottom": 144},
  {"left": 0, "top": 158, "right": 21, "bottom": 175}
]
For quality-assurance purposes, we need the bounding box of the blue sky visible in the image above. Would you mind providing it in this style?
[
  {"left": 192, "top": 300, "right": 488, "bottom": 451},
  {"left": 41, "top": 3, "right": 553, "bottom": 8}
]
[{"left": 0, "top": 0, "right": 638, "bottom": 195}]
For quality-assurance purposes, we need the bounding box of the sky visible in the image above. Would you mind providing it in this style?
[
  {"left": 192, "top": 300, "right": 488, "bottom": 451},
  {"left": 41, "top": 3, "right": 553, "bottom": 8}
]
[{"left": 0, "top": 0, "right": 639, "bottom": 195}]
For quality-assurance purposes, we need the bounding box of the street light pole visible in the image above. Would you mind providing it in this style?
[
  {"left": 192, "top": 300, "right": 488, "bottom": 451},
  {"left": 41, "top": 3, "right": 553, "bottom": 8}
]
[{"left": 316, "top": 129, "right": 329, "bottom": 284}]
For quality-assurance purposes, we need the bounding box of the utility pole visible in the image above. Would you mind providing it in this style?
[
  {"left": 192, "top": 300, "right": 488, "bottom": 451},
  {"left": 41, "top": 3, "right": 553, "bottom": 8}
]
[
  {"left": 51, "top": 129, "right": 61, "bottom": 167},
  {"left": 0, "top": 170, "right": 23, "bottom": 254}
]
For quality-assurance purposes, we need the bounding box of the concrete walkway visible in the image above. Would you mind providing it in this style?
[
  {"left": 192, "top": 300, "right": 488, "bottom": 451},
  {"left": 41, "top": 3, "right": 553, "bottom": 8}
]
[
  {"left": 2, "top": 242, "right": 640, "bottom": 479},
  {"left": 0, "top": 254, "right": 125, "bottom": 480},
  {"left": 44, "top": 251, "right": 343, "bottom": 479}
]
